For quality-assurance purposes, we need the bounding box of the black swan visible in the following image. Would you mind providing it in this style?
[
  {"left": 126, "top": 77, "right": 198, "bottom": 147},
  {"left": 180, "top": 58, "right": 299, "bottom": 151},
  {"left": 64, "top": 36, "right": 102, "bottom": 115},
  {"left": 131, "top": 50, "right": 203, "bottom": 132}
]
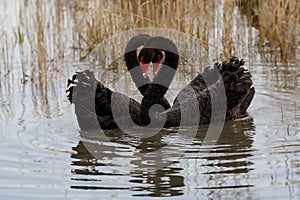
[
  {"left": 137, "top": 36, "right": 255, "bottom": 126},
  {"left": 67, "top": 34, "right": 167, "bottom": 129},
  {"left": 67, "top": 36, "right": 254, "bottom": 130},
  {"left": 124, "top": 34, "right": 170, "bottom": 110}
]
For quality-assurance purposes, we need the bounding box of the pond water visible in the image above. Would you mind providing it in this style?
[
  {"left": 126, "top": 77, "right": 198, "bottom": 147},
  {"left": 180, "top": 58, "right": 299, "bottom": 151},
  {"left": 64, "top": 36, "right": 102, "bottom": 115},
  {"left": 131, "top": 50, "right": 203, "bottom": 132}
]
[
  {"left": 1, "top": 60, "right": 300, "bottom": 199},
  {"left": 0, "top": 1, "right": 300, "bottom": 200}
]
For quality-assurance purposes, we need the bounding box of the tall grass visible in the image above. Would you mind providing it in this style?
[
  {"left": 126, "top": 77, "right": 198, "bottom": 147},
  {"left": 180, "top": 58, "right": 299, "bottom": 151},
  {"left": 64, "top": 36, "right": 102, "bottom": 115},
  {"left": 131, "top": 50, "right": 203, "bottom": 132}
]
[
  {"left": 73, "top": 0, "right": 234, "bottom": 61},
  {"left": 0, "top": 0, "right": 299, "bottom": 85},
  {"left": 239, "top": 0, "right": 299, "bottom": 64}
]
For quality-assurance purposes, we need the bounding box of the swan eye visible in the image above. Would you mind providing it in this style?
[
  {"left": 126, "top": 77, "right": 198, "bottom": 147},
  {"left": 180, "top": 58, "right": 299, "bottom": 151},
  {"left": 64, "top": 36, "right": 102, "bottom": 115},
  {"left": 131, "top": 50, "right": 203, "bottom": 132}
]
[
  {"left": 157, "top": 55, "right": 162, "bottom": 63},
  {"left": 138, "top": 56, "right": 144, "bottom": 64}
]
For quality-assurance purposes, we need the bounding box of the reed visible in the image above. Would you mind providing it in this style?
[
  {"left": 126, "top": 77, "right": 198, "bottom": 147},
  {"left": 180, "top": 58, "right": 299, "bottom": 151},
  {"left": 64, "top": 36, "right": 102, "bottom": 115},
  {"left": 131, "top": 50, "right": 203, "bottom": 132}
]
[
  {"left": 0, "top": 0, "right": 298, "bottom": 86},
  {"left": 238, "top": 0, "right": 299, "bottom": 64}
]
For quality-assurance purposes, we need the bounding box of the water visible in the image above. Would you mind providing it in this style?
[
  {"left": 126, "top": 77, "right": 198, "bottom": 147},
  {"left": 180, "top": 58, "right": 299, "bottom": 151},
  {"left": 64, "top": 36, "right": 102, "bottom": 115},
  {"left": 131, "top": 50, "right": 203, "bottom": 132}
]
[
  {"left": 0, "top": 1, "right": 300, "bottom": 199},
  {"left": 1, "top": 61, "right": 299, "bottom": 200}
]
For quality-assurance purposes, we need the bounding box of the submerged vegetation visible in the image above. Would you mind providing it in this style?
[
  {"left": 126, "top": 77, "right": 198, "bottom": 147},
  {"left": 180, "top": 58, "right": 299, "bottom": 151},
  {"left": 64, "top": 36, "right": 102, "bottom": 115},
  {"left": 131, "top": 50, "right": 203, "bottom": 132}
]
[{"left": 0, "top": 0, "right": 299, "bottom": 84}]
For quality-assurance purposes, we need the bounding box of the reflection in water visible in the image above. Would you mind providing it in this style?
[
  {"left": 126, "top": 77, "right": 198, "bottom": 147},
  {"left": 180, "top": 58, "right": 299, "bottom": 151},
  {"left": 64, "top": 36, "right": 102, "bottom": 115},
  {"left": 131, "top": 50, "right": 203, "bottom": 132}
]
[
  {"left": 70, "top": 116, "right": 255, "bottom": 197},
  {"left": 197, "top": 117, "right": 255, "bottom": 175},
  {"left": 71, "top": 140, "right": 185, "bottom": 197}
]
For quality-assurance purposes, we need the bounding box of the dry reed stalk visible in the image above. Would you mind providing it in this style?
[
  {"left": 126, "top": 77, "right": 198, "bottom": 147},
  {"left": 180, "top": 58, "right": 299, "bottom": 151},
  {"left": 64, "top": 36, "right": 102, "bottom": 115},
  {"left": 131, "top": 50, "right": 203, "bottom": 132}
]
[
  {"left": 222, "top": 0, "right": 235, "bottom": 60},
  {"left": 36, "top": 0, "right": 47, "bottom": 83},
  {"left": 72, "top": 0, "right": 249, "bottom": 63},
  {"left": 239, "top": 0, "right": 299, "bottom": 63},
  {"left": 1, "top": 0, "right": 298, "bottom": 87}
]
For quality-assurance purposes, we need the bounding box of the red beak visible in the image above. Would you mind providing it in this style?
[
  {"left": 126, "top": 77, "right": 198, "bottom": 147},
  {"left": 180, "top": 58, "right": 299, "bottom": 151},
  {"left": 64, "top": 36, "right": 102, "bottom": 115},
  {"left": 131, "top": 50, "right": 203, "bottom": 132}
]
[
  {"left": 139, "top": 57, "right": 148, "bottom": 78},
  {"left": 152, "top": 55, "right": 162, "bottom": 76},
  {"left": 152, "top": 63, "right": 159, "bottom": 76},
  {"left": 142, "top": 63, "right": 148, "bottom": 78}
]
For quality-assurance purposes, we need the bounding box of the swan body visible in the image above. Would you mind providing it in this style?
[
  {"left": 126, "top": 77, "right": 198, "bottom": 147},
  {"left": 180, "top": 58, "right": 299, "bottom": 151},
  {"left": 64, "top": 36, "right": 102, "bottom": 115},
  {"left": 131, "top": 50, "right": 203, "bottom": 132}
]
[{"left": 67, "top": 36, "right": 255, "bottom": 130}]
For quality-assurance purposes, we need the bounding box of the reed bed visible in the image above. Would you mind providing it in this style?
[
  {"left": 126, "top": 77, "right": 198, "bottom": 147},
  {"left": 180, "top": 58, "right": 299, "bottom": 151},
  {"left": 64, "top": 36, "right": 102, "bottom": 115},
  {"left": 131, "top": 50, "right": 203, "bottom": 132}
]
[
  {"left": 239, "top": 0, "right": 299, "bottom": 64},
  {"left": 0, "top": 0, "right": 299, "bottom": 85}
]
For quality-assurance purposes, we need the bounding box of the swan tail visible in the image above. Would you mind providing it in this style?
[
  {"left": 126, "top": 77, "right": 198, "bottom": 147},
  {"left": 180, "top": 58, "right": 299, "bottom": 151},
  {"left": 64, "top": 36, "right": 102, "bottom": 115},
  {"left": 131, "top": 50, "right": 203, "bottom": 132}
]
[
  {"left": 66, "top": 70, "right": 98, "bottom": 106},
  {"left": 218, "top": 56, "right": 254, "bottom": 112},
  {"left": 66, "top": 70, "right": 112, "bottom": 129}
]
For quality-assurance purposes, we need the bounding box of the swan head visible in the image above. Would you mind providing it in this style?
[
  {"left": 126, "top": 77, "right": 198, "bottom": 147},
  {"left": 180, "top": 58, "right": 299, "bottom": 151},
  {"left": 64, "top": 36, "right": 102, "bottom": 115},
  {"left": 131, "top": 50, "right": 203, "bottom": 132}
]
[{"left": 138, "top": 48, "right": 163, "bottom": 78}]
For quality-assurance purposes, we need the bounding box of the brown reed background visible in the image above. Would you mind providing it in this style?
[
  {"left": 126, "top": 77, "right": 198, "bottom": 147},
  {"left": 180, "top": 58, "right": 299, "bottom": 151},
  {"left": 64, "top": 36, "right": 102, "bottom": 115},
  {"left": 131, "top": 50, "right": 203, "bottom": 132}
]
[{"left": 0, "top": 0, "right": 299, "bottom": 84}]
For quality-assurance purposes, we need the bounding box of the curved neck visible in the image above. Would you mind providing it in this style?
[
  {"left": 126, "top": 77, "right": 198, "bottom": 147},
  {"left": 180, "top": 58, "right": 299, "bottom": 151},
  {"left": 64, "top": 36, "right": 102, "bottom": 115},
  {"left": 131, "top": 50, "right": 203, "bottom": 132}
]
[
  {"left": 124, "top": 35, "right": 151, "bottom": 95},
  {"left": 140, "top": 37, "right": 179, "bottom": 124}
]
